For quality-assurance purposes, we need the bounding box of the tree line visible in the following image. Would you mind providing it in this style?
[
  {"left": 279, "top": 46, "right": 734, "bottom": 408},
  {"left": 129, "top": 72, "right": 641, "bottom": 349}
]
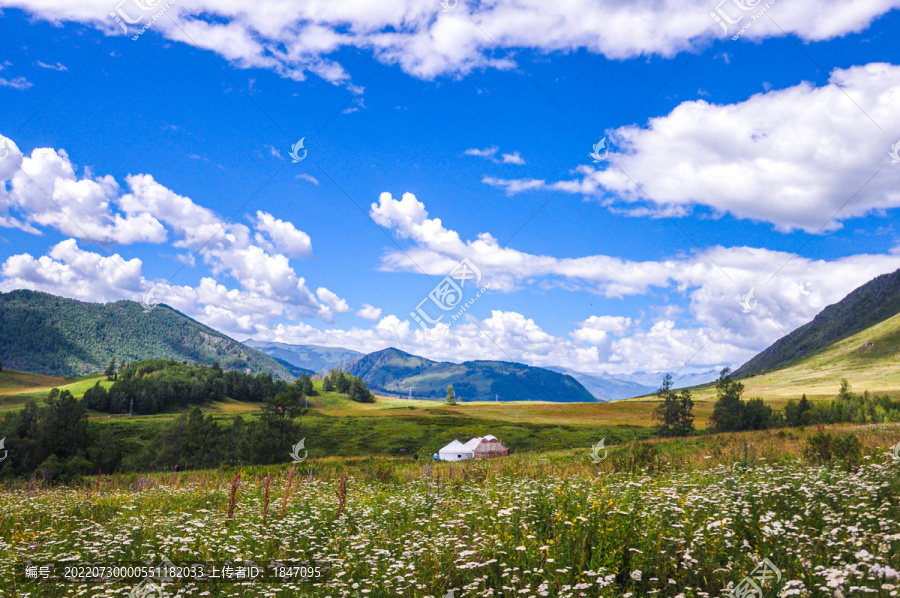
[
  {"left": 83, "top": 359, "right": 317, "bottom": 415},
  {"left": 709, "top": 368, "right": 900, "bottom": 432},
  {"left": 654, "top": 367, "right": 900, "bottom": 437}
]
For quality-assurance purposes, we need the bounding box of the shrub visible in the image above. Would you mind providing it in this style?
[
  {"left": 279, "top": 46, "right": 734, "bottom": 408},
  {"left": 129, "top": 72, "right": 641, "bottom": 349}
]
[
  {"left": 612, "top": 441, "right": 662, "bottom": 474},
  {"left": 36, "top": 455, "right": 93, "bottom": 483},
  {"left": 803, "top": 432, "right": 863, "bottom": 471},
  {"left": 803, "top": 432, "right": 834, "bottom": 466}
]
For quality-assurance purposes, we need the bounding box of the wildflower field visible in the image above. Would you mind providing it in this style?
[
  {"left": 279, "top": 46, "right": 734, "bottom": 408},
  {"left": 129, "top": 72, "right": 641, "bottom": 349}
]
[{"left": 2, "top": 426, "right": 899, "bottom": 598}]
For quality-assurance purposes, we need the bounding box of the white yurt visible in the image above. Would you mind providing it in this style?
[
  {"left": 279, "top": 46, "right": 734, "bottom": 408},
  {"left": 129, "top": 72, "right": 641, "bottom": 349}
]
[{"left": 437, "top": 440, "right": 474, "bottom": 461}]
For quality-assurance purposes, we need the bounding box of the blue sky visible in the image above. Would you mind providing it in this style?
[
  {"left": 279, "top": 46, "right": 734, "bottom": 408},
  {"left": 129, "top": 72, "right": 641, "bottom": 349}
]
[{"left": 1, "top": 0, "right": 900, "bottom": 376}]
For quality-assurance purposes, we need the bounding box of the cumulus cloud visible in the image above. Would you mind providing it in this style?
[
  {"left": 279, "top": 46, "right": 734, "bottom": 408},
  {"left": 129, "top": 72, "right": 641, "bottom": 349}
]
[
  {"left": 486, "top": 63, "right": 900, "bottom": 233},
  {"left": 357, "top": 303, "right": 383, "bottom": 320},
  {"left": 366, "top": 190, "right": 900, "bottom": 372},
  {"left": 0, "top": 239, "right": 144, "bottom": 301},
  {"left": 5, "top": 0, "right": 897, "bottom": 85},
  {"left": 0, "top": 136, "right": 347, "bottom": 332},
  {"left": 253, "top": 211, "right": 313, "bottom": 258},
  {"left": 315, "top": 286, "right": 351, "bottom": 322},
  {"left": 1, "top": 137, "right": 168, "bottom": 244}
]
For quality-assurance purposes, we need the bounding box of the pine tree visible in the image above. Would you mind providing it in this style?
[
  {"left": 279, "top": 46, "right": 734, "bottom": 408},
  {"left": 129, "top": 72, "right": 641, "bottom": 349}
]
[
  {"left": 673, "top": 389, "right": 695, "bottom": 436},
  {"left": 104, "top": 357, "right": 117, "bottom": 381},
  {"left": 653, "top": 374, "right": 679, "bottom": 437},
  {"left": 798, "top": 394, "right": 813, "bottom": 425},
  {"left": 838, "top": 379, "right": 853, "bottom": 401},
  {"left": 710, "top": 367, "right": 746, "bottom": 432},
  {"left": 446, "top": 385, "right": 456, "bottom": 405}
]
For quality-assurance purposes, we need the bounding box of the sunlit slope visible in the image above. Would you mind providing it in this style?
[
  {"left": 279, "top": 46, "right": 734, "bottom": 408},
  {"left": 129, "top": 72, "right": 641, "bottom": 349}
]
[{"left": 692, "top": 310, "right": 900, "bottom": 401}]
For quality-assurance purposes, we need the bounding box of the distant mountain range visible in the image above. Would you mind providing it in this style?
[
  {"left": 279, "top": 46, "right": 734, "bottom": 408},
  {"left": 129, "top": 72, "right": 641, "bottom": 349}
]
[
  {"left": 543, "top": 367, "right": 655, "bottom": 401},
  {"left": 604, "top": 370, "right": 720, "bottom": 390},
  {"left": 241, "top": 340, "right": 714, "bottom": 401},
  {"left": 244, "top": 340, "right": 361, "bottom": 374},
  {"left": 0, "top": 290, "right": 295, "bottom": 379},
  {"left": 340, "top": 347, "right": 596, "bottom": 402},
  {"left": 734, "top": 268, "right": 900, "bottom": 378}
]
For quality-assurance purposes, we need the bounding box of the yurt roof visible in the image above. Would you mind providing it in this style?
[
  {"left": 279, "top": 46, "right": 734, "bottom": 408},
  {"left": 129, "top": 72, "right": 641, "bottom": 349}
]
[
  {"left": 463, "top": 437, "right": 482, "bottom": 450},
  {"left": 439, "top": 440, "right": 469, "bottom": 453}
]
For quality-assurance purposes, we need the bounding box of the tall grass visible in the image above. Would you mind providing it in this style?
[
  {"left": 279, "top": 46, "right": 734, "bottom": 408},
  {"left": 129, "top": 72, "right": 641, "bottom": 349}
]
[{"left": 1, "top": 424, "right": 898, "bottom": 597}]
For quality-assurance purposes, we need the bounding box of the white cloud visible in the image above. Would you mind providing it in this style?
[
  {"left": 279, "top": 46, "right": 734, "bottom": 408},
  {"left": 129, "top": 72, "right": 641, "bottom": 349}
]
[
  {"left": 573, "top": 315, "right": 632, "bottom": 346},
  {"left": 357, "top": 303, "right": 383, "bottom": 320},
  {"left": 0, "top": 138, "right": 168, "bottom": 244},
  {"left": 0, "top": 76, "right": 32, "bottom": 90},
  {"left": 295, "top": 173, "right": 320, "bottom": 185},
  {"left": 0, "top": 239, "right": 144, "bottom": 301},
  {"left": 464, "top": 146, "right": 498, "bottom": 158},
  {"left": 35, "top": 61, "right": 67, "bottom": 71},
  {"left": 315, "top": 286, "right": 351, "bottom": 322},
  {"left": 487, "top": 63, "right": 900, "bottom": 233},
  {"left": 367, "top": 190, "right": 900, "bottom": 372},
  {"left": 0, "top": 136, "right": 348, "bottom": 331},
  {"left": 482, "top": 176, "right": 546, "bottom": 195},
  {"left": 501, "top": 151, "right": 525, "bottom": 165},
  {"left": 253, "top": 211, "right": 313, "bottom": 258},
  {"left": 466, "top": 146, "right": 525, "bottom": 165},
  {"left": 6, "top": 0, "right": 896, "bottom": 85}
]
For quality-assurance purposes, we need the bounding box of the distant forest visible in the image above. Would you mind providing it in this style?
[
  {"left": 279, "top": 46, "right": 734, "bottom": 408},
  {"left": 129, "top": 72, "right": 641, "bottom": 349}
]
[{"left": 83, "top": 359, "right": 311, "bottom": 415}]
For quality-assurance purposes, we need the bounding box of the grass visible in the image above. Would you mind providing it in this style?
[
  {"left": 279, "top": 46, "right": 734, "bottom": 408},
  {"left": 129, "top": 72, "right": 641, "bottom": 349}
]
[
  {"left": 0, "top": 369, "right": 67, "bottom": 394},
  {"left": 0, "top": 370, "right": 112, "bottom": 412},
  {"left": 1, "top": 423, "right": 898, "bottom": 597}
]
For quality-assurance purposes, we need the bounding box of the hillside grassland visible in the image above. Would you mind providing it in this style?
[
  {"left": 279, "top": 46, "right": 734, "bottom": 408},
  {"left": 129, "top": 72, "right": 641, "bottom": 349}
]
[
  {"left": 688, "top": 312, "right": 900, "bottom": 402},
  {"left": 1, "top": 424, "right": 898, "bottom": 597},
  {"left": 0, "top": 363, "right": 883, "bottom": 464},
  {"left": 0, "top": 370, "right": 713, "bottom": 427},
  {"left": 0, "top": 369, "right": 66, "bottom": 394},
  {"left": 0, "top": 371, "right": 112, "bottom": 411}
]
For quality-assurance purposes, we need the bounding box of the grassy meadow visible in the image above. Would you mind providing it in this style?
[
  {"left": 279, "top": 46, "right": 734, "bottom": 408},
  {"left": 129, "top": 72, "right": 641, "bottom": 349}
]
[
  {"left": 1, "top": 424, "right": 898, "bottom": 597},
  {"left": 1, "top": 368, "right": 898, "bottom": 597}
]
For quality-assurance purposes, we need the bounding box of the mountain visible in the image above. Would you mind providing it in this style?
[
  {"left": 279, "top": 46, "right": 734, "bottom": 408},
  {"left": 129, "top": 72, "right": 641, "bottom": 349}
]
[
  {"left": 734, "top": 268, "right": 900, "bottom": 378},
  {"left": 267, "top": 356, "right": 315, "bottom": 378},
  {"left": 0, "top": 290, "right": 295, "bottom": 379},
  {"left": 544, "top": 367, "right": 655, "bottom": 401},
  {"left": 609, "top": 370, "right": 719, "bottom": 390},
  {"left": 243, "top": 340, "right": 361, "bottom": 373},
  {"left": 340, "top": 347, "right": 596, "bottom": 402}
]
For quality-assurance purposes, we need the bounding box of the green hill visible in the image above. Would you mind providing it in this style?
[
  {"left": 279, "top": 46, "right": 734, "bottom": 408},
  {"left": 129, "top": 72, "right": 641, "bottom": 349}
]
[
  {"left": 341, "top": 347, "right": 596, "bottom": 402},
  {"left": 734, "top": 267, "right": 900, "bottom": 378},
  {"left": 0, "top": 290, "right": 294, "bottom": 379}
]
